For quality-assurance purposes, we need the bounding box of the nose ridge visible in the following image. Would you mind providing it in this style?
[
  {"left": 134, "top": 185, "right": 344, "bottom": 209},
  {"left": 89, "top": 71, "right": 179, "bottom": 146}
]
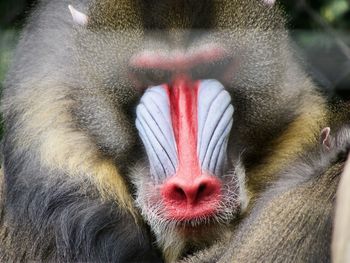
[{"left": 162, "top": 175, "right": 221, "bottom": 206}]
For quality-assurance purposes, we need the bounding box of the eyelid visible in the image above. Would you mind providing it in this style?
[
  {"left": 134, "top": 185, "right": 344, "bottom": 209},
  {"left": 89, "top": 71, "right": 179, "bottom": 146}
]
[
  {"left": 130, "top": 67, "right": 172, "bottom": 86},
  {"left": 190, "top": 56, "right": 234, "bottom": 80}
]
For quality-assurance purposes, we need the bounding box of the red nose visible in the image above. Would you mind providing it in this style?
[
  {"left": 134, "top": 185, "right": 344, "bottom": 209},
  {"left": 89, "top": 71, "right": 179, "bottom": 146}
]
[{"left": 161, "top": 175, "right": 222, "bottom": 220}]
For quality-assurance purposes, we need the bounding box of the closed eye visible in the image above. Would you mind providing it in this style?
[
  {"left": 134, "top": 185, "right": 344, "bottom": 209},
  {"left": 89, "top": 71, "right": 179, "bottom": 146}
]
[
  {"left": 129, "top": 67, "right": 172, "bottom": 87},
  {"left": 190, "top": 56, "right": 234, "bottom": 81}
]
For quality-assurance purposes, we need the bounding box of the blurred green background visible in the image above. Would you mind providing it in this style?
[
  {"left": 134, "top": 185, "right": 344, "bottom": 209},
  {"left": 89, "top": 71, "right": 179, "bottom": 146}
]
[{"left": 0, "top": 0, "right": 349, "bottom": 137}]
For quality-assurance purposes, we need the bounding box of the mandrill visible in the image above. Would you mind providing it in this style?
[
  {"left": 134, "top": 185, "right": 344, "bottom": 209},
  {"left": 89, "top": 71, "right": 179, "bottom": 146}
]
[{"left": 1, "top": 0, "right": 350, "bottom": 262}]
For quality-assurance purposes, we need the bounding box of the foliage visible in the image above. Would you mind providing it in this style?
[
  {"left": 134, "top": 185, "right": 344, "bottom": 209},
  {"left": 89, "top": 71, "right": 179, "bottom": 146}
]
[{"left": 0, "top": 30, "right": 18, "bottom": 136}]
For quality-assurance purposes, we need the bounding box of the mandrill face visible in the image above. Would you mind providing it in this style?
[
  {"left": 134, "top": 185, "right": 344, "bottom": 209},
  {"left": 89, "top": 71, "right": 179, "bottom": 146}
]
[
  {"left": 134, "top": 77, "right": 244, "bottom": 240},
  {"left": 132, "top": 74, "right": 246, "bottom": 260},
  {"left": 70, "top": 0, "right": 289, "bottom": 258}
]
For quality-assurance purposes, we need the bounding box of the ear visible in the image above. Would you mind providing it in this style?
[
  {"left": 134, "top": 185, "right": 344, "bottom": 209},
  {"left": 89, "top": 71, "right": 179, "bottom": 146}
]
[
  {"left": 320, "top": 127, "right": 332, "bottom": 151},
  {"left": 262, "top": 0, "right": 276, "bottom": 6},
  {"left": 68, "top": 5, "right": 88, "bottom": 26}
]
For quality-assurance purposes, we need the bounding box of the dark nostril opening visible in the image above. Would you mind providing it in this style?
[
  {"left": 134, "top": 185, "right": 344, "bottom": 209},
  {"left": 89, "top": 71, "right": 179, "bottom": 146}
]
[
  {"left": 198, "top": 183, "right": 206, "bottom": 195},
  {"left": 173, "top": 186, "right": 186, "bottom": 201},
  {"left": 196, "top": 183, "right": 210, "bottom": 202}
]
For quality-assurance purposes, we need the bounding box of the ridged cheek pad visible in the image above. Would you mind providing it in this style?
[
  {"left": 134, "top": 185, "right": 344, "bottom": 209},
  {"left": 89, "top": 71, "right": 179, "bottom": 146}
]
[{"left": 136, "top": 79, "right": 234, "bottom": 182}]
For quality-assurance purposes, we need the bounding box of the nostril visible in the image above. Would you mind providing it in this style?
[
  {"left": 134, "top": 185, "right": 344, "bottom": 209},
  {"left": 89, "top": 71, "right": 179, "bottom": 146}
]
[
  {"left": 173, "top": 186, "right": 187, "bottom": 201},
  {"left": 197, "top": 183, "right": 206, "bottom": 198},
  {"left": 199, "top": 183, "right": 205, "bottom": 192}
]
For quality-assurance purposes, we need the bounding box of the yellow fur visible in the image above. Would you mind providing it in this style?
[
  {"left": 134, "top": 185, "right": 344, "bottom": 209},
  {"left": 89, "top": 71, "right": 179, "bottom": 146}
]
[
  {"left": 5, "top": 79, "right": 137, "bottom": 217},
  {"left": 247, "top": 92, "right": 328, "bottom": 194}
]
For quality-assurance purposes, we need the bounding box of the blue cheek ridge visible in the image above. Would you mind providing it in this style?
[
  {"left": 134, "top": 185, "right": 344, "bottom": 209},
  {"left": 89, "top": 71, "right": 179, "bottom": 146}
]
[
  {"left": 197, "top": 80, "right": 234, "bottom": 176},
  {"left": 136, "top": 86, "right": 178, "bottom": 181}
]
